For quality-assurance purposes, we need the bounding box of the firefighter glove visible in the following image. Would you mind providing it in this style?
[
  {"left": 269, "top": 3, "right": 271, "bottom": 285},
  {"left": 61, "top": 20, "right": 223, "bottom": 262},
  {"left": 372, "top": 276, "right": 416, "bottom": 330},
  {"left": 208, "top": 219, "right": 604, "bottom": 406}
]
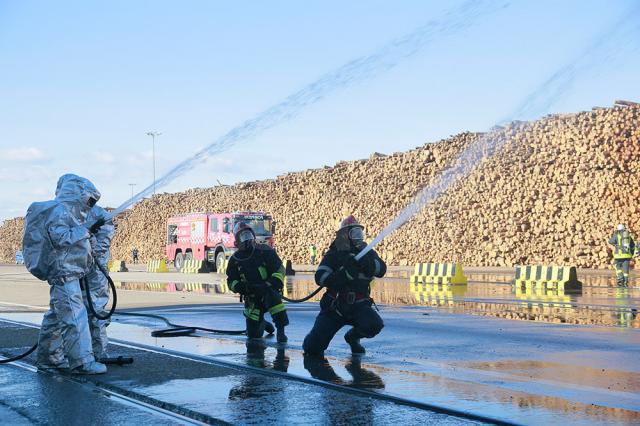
[
  {"left": 267, "top": 276, "right": 283, "bottom": 291},
  {"left": 359, "top": 252, "right": 377, "bottom": 276},
  {"left": 233, "top": 281, "right": 248, "bottom": 294},
  {"left": 343, "top": 256, "right": 359, "bottom": 280},
  {"left": 249, "top": 282, "right": 267, "bottom": 297},
  {"left": 87, "top": 218, "right": 106, "bottom": 235}
]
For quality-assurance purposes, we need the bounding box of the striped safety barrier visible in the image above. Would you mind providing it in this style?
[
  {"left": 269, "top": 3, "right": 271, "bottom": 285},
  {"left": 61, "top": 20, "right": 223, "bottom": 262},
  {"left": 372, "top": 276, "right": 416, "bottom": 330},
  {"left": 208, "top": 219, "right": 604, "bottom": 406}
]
[
  {"left": 144, "top": 282, "right": 165, "bottom": 291},
  {"left": 147, "top": 259, "right": 169, "bottom": 273},
  {"left": 217, "top": 257, "right": 228, "bottom": 274},
  {"left": 108, "top": 260, "right": 128, "bottom": 273},
  {"left": 410, "top": 282, "right": 468, "bottom": 307},
  {"left": 410, "top": 262, "right": 468, "bottom": 285},
  {"left": 513, "top": 265, "right": 582, "bottom": 292},
  {"left": 183, "top": 282, "right": 205, "bottom": 292},
  {"left": 515, "top": 284, "right": 572, "bottom": 307},
  {"left": 181, "top": 259, "right": 207, "bottom": 274}
]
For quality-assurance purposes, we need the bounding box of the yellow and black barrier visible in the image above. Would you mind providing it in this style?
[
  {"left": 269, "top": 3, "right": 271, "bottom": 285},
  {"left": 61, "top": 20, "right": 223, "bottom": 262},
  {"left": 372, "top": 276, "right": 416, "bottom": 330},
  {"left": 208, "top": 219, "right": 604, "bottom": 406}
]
[
  {"left": 513, "top": 265, "right": 582, "bottom": 292},
  {"left": 410, "top": 262, "right": 468, "bottom": 285},
  {"left": 108, "top": 260, "right": 128, "bottom": 273},
  {"left": 410, "top": 282, "right": 468, "bottom": 307},
  {"left": 217, "top": 257, "right": 228, "bottom": 274},
  {"left": 181, "top": 259, "right": 207, "bottom": 274},
  {"left": 147, "top": 259, "right": 169, "bottom": 273},
  {"left": 182, "top": 282, "right": 205, "bottom": 292},
  {"left": 515, "top": 284, "right": 572, "bottom": 307},
  {"left": 145, "top": 282, "right": 165, "bottom": 291}
]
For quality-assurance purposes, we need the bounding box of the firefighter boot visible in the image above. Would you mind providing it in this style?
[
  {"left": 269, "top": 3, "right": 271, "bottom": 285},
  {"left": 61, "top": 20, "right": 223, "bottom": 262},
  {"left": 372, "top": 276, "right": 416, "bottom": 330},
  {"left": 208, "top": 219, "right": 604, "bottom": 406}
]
[
  {"left": 277, "top": 326, "right": 288, "bottom": 343},
  {"left": 344, "top": 328, "right": 365, "bottom": 355},
  {"left": 264, "top": 321, "right": 275, "bottom": 335}
]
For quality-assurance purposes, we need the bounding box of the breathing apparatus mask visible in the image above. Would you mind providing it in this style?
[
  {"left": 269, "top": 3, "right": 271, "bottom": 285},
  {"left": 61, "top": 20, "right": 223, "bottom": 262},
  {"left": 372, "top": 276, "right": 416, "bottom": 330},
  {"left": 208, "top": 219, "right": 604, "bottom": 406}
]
[
  {"left": 335, "top": 226, "right": 366, "bottom": 251},
  {"left": 234, "top": 222, "right": 256, "bottom": 251}
]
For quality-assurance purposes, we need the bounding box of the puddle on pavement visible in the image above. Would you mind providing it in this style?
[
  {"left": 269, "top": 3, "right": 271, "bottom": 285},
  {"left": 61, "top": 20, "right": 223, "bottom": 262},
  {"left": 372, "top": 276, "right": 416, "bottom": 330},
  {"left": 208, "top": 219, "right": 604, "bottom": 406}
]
[
  {"left": 131, "top": 373, "right": 466, "bottom": 425},
  {"left": 461, "top": 360, "right": 640, "bottom": 394},
  {"left": 116, "top": 272, "right": 640, "bottom": 328},
  {"left": 2, "top": 309, "right": 639, "bottom": 425}
]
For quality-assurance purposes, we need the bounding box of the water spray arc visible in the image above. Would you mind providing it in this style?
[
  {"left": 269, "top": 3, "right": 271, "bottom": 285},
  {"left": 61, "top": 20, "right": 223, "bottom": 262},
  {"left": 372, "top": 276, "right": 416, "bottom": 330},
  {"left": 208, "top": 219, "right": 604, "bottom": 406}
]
[
  {"left": 355, "top": 9, "right": 640, "bottom": 261},
  {"left": 108, "top": 1, "right": 504, "bottom": 218}
]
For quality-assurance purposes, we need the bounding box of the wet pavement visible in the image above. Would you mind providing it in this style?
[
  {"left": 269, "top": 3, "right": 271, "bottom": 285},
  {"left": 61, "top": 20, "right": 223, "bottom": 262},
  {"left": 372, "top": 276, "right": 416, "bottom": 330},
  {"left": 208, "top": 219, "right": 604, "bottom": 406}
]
[
  {"left": 0, "top": 320, "right": 474, "bottom": 425},
  {"left": 1, "top": 264, "right": 640, "bottom": 424},
  {"left": 3, "top": 299, "right": 640, "bottom": 425}
]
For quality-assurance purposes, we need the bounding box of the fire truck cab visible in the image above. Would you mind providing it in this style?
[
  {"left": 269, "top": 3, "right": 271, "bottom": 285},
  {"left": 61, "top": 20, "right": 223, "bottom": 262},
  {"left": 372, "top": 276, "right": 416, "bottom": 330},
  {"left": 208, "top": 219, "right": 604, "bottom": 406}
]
[{"left": 166, "top": 211, "right": 274, "bottom": 272}]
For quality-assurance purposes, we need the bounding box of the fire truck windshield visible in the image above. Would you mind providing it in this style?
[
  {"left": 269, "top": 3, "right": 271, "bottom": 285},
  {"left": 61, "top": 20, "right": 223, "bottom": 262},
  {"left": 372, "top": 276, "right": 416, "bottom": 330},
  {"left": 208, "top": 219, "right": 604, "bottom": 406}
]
[{"left": 234, "top": 216, "right": 272, "bottom": 236}]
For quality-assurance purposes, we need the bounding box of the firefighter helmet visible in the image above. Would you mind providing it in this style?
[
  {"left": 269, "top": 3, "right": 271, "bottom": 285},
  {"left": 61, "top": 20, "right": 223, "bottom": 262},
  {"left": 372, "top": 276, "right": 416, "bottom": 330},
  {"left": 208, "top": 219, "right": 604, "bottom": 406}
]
[
  {"left": 337, "top": 215, "right": 365, "bottom": 242},
  {"left": 233, "top": 221, "right": 256, "bottom": 250},
  {"left": 339, "top": 215, "right": 363, "bottom": 231},
  {"left": 617, "top": 224, "right": 626, "bottom": 232}
]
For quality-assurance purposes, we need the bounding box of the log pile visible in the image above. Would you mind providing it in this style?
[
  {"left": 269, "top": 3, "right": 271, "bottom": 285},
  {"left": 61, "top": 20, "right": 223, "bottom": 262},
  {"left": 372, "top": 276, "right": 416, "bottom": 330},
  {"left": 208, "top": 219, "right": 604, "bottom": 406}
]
[
  {"left": 0, "top": 217, "right": 24, "bottom": 262},
  {"left": 1, "top": 102, "right": 638, "bottom": 269}
]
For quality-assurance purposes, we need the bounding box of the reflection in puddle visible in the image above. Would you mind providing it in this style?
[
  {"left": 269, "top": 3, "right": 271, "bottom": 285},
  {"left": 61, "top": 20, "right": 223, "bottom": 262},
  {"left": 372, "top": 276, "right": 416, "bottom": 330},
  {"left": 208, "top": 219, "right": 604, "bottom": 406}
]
[
  {"left": 115, "top": 281, "right": 230, "bottom": 294},
  {"left": 115, "top": 272, "right": 640, "bottom": 328},
  {"left": 463, "top": 360, "right": 640, "bottom": 394}
]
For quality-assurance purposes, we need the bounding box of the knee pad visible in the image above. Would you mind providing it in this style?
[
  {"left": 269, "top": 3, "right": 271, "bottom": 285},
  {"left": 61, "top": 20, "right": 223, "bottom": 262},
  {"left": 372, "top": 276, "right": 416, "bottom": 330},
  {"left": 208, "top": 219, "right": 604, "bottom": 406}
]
[
  {"left": 359, "top": 318, "right": 384, "bottom": 338},
  {"left": 303, "top": 334, "right": 323, "bottom": 355}
]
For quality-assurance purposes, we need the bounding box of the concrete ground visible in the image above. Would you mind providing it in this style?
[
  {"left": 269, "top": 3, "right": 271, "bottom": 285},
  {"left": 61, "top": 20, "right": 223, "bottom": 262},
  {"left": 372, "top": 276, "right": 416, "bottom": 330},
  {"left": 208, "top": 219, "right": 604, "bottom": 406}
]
[
  {"left": 2, "top": 321, "right": 461, "bottom": 425},
  {"left": 1, "top": 264, "right": 639, "bottom": 425}
]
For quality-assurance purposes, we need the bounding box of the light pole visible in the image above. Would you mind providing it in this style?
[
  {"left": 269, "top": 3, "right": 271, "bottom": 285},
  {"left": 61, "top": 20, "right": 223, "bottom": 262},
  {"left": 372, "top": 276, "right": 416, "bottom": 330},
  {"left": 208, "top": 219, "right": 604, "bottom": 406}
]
[
  {"left": 128, "top": 183, "right": 137, "bottom": 207},
  {"left": 146, "top": 131, "right": 161, "bottom": 195}
]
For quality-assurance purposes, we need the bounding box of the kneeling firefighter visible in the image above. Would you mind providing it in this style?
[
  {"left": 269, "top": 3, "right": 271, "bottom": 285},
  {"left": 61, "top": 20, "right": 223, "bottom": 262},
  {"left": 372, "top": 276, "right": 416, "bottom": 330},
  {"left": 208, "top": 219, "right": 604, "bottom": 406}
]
[
  {"left": 303, "top": 215, "right": 386, "bottom": 357},
  {"left": 82, "top": 205, "right": 115, "bottom": 361},
  {"left": 226, "top": 222, "right": 289, "bottom": 343},
  {"left": 23, "top": 174, "right": 107, "bottom": 374}
]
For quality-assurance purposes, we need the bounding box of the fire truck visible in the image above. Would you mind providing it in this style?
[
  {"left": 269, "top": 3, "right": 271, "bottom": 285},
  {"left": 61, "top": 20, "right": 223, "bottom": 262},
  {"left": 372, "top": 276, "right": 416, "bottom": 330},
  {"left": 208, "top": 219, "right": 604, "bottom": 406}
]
[{"left": 166, "top": 211, "right": 275, "bottom": 272}]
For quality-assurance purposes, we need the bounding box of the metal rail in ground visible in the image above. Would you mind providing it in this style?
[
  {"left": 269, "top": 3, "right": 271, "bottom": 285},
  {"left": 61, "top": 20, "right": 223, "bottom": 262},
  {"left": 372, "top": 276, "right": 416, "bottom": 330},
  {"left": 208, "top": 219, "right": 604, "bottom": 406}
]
[
  {"left": 0, "top": 317, "right": 517, "bottom": 426},
  {"left": 0, "top": 358, "right": 212, "bottom": 426},
  {"left": 109, "top": 338, "right": 519, "bottom": 426}
]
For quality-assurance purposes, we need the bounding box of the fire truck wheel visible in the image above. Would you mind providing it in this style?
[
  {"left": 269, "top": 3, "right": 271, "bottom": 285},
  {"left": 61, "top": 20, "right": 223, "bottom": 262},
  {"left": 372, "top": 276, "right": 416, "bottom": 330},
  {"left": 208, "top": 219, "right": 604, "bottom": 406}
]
[
  {"left": 174, "top": 252, "right": 185, "bottom": 271},
  {"left": 185, "top": 252, "right": 193, "bottom": 262},
  {"left": 215, "top": 252, "right": 225, "bottom": 273}
]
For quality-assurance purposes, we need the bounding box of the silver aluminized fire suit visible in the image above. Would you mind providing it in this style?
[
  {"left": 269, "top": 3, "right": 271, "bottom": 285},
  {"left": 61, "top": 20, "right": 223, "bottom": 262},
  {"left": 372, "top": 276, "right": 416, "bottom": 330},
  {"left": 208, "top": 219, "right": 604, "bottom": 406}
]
[
  {"left": 32, "top": 174, "right": 101, "bottom": 369},
  {"left": 82, "top": 205, "right": 114, "bottom": 359}
]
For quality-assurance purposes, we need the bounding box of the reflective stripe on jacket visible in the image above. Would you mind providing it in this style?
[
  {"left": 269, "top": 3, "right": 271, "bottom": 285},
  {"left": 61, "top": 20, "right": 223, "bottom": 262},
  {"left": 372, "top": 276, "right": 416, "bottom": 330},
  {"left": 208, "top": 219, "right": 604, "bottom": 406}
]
[{"left": 610, "top": 232, "right": 635, "bottom": 260}]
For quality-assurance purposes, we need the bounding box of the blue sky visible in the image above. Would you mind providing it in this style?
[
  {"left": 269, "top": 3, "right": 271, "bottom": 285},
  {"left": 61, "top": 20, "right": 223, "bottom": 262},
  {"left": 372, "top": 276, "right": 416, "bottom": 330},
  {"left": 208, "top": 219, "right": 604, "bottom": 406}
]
[{"left": 1, "top": 0, "right": 639, "bottom": 221}]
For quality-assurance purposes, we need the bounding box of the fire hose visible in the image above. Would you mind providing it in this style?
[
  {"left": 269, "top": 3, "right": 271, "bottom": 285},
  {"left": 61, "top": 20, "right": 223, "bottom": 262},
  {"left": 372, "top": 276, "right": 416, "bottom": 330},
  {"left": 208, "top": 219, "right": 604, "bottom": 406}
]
[
  {"left": 0, "top": 264, "right": 125, "bottom": 365},
  {"left": 1, "top": 262, "right": 343, "bottom": 365}
]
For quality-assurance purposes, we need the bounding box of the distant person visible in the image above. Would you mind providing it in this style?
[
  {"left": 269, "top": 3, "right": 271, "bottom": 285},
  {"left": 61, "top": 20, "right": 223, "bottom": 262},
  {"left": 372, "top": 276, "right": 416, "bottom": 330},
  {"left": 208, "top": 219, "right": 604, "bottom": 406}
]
[
  {"left": 309, "top": 243, "right": 318, "bottom": 265},
  {"left": 608, "top": 224, "right": 637, "bottom": 287},
  {"left": 226, "top": 222, "right": 289, "bottom": 343},
  {"left": 303, "top": 215, "right": 386, "bottom": 357},
  {"left": 131, "top": 247, "right": 139, "bottom": 264}
]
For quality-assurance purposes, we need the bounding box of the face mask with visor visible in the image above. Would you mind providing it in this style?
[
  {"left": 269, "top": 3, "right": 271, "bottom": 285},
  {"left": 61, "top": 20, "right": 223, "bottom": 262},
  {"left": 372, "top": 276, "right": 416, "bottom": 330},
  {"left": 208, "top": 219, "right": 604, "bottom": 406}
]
[
  {"left": 238, "top": 229, "right": 255, "bottom": 244},
  {"left": 348, "top": 227, "right": 365, "bottom": 242}
]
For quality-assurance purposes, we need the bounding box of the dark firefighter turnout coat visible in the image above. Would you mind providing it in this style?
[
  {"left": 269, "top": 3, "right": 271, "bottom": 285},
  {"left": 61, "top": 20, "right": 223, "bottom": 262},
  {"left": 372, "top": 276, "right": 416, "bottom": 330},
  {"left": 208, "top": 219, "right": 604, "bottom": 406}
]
[
  {"left": 226, "top": 244, "right": 287, "bottom": 323},
  {"left": 314, "top": 245, "right": 387, "bottom": 311}
]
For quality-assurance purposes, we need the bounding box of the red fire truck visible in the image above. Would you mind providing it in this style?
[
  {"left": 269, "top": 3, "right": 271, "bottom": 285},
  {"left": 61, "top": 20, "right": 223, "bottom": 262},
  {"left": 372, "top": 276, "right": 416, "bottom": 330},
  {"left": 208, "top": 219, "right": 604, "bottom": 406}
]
[{"left": 166, "top": 211, "right": 275, "bottom": 272}]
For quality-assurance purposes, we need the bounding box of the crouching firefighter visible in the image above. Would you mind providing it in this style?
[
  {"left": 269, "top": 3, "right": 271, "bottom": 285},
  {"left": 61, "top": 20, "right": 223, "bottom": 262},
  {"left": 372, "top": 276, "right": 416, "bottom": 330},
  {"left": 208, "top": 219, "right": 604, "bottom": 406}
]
[
  {"left": 226, "top": 222, "right": 289, "bottom": 343},
  {"left": 303, "top": 215, "right": 386, "bottom": 357}
]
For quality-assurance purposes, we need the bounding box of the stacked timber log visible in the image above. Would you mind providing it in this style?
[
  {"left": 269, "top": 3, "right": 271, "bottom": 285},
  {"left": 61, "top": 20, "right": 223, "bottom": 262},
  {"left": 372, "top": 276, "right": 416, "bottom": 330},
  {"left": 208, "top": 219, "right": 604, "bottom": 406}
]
[
  {"left": 0, "top": 102, "right": 638, "bottom": 269},
  {"left": 0, "top": 217, "right": 24, "bottom": 262}
]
